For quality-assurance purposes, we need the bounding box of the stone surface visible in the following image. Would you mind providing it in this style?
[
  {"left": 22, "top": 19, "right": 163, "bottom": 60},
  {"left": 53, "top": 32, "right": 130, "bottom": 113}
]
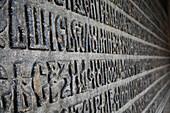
[
  {"left": 0, "top": 0, "right": 169, "bottom": 113},
  {"left": 163, "top": 98, "right": 170, "bottom": 113}
]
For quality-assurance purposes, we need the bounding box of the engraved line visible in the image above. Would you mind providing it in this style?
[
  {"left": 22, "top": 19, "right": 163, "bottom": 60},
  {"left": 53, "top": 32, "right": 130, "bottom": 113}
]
[
  {"left": 33, "top": 1, "right": 170, "bottom": 52},
  {"left": 142, "top": 88, "right": 170, "bottom": 113},
  {"left": 115, "top": 64, "right": 170, "bottom": 87},
  {"left": 142, "top": 0, "right": 168, "bottom": 30},
  {"left": 0, "top": 49, "right": 170, "bottom": 62},
  {"left": 117, "top": 74, "right": 170, "bottom": 113},
  {"left": 155, "top": 0, "right": 168, "bottom": 23},
  {"left": 142, "top": 0, "right": 168, "bottom": 29},
  {"left": 108, "top": 0, "right": 168, "bottom": 45},
  {"left": 142, "top": 0, "right": 168, "bottom": 28},
  {"left": 130, "top": 0, "right": 167, "bottom": 38},
  {"left": 156, "top": 0, "right": 168, "bottom": 20},
  {"left": 155, "top": 89, "right": 170, "bottom": 113},
  {"left": 36, "top": 64, "right": 170, "bottom": 111}
]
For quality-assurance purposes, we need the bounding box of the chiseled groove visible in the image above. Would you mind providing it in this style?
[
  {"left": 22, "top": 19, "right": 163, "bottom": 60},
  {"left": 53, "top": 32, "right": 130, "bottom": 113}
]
[
  {"left": 117, "top": 73, "right": 170, "bottom": 113},
  {"left": 156, "top": 0, "right": 168, "bottom": 21},
  {"left": 36, "top": 1, "right": 170, "bottom": 52},
  {"left": 142, "top": 86, "right": 170, "bottom": 113},
  {"left": 1, "top": 49, "right": 170, "bottom": 61},
  {"left": 143, "top": 0, "right": 168, "bottom": 31},
  {"left": 143, "top": 1, "right": 168, "bottom": 29},
  {"left": 121, "top": 28, "right": 169, "bottom": 53},
  {"left": 117, "top": 64, "right": 170, "bottom": 85},
  {"left": 154, "top": 0, "right": 168, "bottom": 24},
  {"left": 130, "top": 0, "right": 167, "bottom": 38},
  {"left": 144, "top": 0, "right": 168, "bottom": 26},
  {"left": 142, "top": 0, "right": 168, "bottom": 29},
  {"left": 67, "top": 54, "right": 170, "bottom": 60},
  {"left": 108, "top": 0, "right": 168, "bottom": 45},
  {"left": 155, "top": 89, "right": 170, "bottom": 113},
  {"left": 36, "top": 64, "right": 170, "bottom": 111}
]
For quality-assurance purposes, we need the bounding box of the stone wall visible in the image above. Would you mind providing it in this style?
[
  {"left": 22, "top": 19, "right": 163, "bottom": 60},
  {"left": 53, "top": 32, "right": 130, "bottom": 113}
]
[{"left": 0, "top": 0, "right": 169, "bottom": 113}]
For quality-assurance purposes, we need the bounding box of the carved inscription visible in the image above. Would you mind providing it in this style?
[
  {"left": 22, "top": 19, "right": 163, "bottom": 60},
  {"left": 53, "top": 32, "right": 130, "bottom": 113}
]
[
  {"left": 0, "top": 65, "right": 13, "bottom": 112},
  {"left": 0, "top": 0, "right": 170, "bottom": 113},
  {"left": 0, "top": 0, "right": 7, "bottom": 48},
  {"left": 13, "top": 62, "right": 35, "bottom": 112},
  {"left": 0, "top": 58, "right": 169, "bottom": 112},
  {"left": 8, "top": 0, "right": 170, "bottom": 56}
]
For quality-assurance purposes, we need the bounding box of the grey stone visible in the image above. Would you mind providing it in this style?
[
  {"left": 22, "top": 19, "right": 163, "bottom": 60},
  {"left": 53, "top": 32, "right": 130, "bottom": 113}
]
[{"left": 0, "top": 0, "right": 169, "bottom": 112}]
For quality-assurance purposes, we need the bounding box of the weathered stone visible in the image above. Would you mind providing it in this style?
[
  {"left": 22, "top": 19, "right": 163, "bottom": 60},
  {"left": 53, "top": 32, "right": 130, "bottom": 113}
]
[{"left": 0, "top": 0, "right": 169, "bottom": 113}]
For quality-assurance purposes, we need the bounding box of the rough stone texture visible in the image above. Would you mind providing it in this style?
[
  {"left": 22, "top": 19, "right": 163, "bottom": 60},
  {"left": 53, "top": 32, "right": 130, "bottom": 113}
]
[
  {"left": 0, "top": 0, "right": 169, "bottom": 113},
  {"left": 163, "top": 98, "right": 170, "bottom": 113}
]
